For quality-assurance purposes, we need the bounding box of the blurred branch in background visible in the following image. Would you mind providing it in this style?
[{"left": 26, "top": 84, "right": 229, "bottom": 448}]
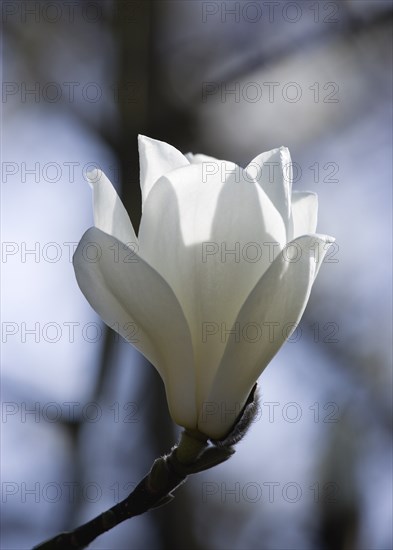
[
  {"left": 316, "top": 410, "right": 360, "bottom": 550},
  {"left": 3, "top": 1, "right": 198, "bottom": 548},
  {"left": 158, "top": 1, "right": 392, "bottom": 103}
]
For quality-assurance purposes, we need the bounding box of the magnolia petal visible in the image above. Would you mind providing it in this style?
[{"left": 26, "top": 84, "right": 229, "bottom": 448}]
[
  {"left": 290, "top": 191, "right": 318, "bottom": 240},
  {"left": 73, "top": 227, "right": 196, "bottom": 430},
  {"left": 199, "top": 234, "right": 335, "bottom": 439},
  {"left": 87, "top": 169, "right": 137, "bottom": 246},
  {"left": 138, "top": 162, "right": 287, "bottom": 413},
  {"left": 138, "top": 135, "right": 189, "bottom": 207},
  {"left": 247, "top": 146, "right": 292, "bottom": 233},
  {"left": 186, "top": 152, "right": 223, "bottom": 164}
]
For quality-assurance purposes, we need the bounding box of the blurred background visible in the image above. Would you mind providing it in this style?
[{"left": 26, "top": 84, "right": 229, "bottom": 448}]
[{"left": 1, "top": 1, "right": 392, "bottom": 549}]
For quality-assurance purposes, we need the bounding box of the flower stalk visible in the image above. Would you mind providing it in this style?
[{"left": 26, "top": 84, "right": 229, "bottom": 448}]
[
  {"left": 32, "top": 449, "right": 189, "bottom": 550},
  {"left": 32, "top": 386, "right": 259, "bottom": 549}
]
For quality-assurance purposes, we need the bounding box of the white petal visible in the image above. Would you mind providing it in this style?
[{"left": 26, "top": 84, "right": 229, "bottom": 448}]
[
  {"left": 138, "top": 162, "right": 287, "bottom": 413},
  {"left": 73, "top": 227, "right": 196, "bottom": 429},
  {"left": 290, "top": 191, "right": 318, "bottom": 240},
  {"left": 199, "top": 234, "right": 335, "bottom": 439},
  {"left": 138, "top": 135, "right": 189, "bottom": 207},
  {"left": 86, "top": 169, "right": 137, "bottom": 246},
  {"left": 247, "top": 146, "right": 292, "bottom": 232},
  {"left": 186, "top": 152, "right": 223, "bottom": 164}
]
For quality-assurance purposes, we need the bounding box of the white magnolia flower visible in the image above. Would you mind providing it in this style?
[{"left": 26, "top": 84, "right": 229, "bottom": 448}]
[{"left": 73, "top": 136, "right": 334, "bottom": 440}]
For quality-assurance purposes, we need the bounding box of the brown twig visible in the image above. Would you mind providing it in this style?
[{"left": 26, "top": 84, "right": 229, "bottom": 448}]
[
  {"left": 31, "top": 433, "right": 236, "bottom": 550},
  {"left": 32, "top": 386, "right": 258, "bottom": 549},
  {"left": 32, "top": 451, "right": 187, "bottom": 550}
]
